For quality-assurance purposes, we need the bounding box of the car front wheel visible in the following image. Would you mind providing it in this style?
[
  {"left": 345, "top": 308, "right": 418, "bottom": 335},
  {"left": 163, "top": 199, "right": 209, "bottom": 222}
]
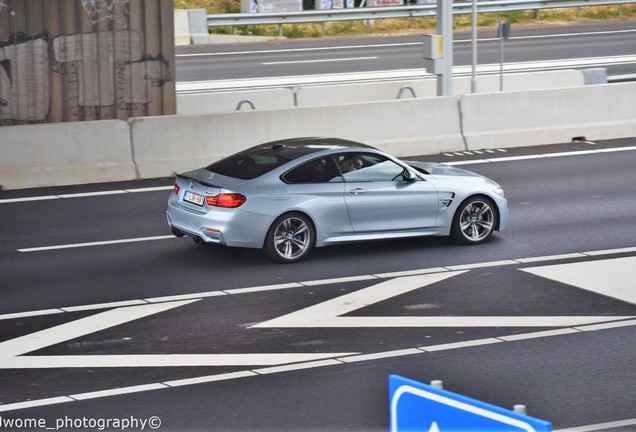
[
  {"left": 451, "top": 197, "right": 497, "bottom": 244},
  {"left": 264, "top": 212, "right": 315, "bottom": 263}
]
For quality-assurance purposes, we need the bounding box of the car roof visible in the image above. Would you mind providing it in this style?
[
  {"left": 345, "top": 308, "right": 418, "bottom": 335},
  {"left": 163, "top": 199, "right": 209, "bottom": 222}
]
[
  {"left": 250, "top": 137, "right": 375, "bottom": 158},
  {"left": 203, "top": 137, "right": 379, "bottom": 181}
]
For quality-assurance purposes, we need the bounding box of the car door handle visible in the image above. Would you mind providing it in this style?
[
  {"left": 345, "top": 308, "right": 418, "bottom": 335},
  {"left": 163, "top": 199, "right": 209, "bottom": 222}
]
[{"left": 349, "top": 188, "right": 367, "bottom": 195}]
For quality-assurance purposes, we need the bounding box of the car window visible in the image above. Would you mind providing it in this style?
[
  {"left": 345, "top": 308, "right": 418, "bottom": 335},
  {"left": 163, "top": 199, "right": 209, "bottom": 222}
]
[
  {"left": 282, "top": 156, "right": 343, "bottom": 183},
  {"left": 206, "top": 153, "right": 292, "bottom": 180},
  {"left": 335, "top": 153, "right": 406, "bottom": 182}
]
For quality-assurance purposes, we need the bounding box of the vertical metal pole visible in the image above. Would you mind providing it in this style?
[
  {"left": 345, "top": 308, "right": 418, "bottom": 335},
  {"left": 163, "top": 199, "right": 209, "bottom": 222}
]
[
  {"left": 499, "top": 20, "right": 504, "bottom": 92},
  {"left": 437, "top": 0, "right": 453, "bottom": 96},
  {"left": 471, "top": 0, "right": 477, "bottom": 93}
]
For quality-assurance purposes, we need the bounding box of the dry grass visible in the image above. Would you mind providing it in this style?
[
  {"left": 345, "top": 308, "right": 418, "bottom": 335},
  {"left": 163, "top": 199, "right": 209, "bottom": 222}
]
[{"left": 175, "top": 1, "right": 636, "bottom": 38}]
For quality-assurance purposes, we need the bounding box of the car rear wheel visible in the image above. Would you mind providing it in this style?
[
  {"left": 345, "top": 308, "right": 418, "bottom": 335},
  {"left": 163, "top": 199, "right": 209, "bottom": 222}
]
[
  {"left": 264, "top": 212, "right": 315, "bottom": 263},
  {"left": 451, "top": 196, "right": 497, "bottom": 244}
]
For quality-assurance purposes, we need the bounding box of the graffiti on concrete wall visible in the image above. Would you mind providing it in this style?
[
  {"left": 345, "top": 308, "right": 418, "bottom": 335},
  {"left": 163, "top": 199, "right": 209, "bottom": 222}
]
[
  {"left": 0, "top": 0, "right": 173, "bottom": 125},
  {"left": 81, "top": 0, "right": 130, "bottom": 25}
]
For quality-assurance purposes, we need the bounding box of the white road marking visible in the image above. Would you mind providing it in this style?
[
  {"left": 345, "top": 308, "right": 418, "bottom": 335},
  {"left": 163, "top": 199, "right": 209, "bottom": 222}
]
[
  {"left": 176, "top": 55, "right": 636, "bottom": 93},
  {"left": 0, "top": 300, "right": 199, "bottom": 358},
  {"left": 522, "top": 256, "right": 636, "bottom": 305},
  {"left": 3, "top": 246, "right": 636, "bottom": 322},
  {"left": 0, "top": 299, "right": 356, "bottom": 370},
  {"left": 251, "top": 272, "right": 633, "bottom": 329},
  {"left": 555, "top": 417, "right": 636, "bottom": 431},
  {"left": 3, "top": 146, "right": 635, "bottom": 209},
  {"left": 0, "top": 317, "right": 635, "bottom": 413},
  {"left": 0, "top": 185, "right": 172, "bottom": 204},
  {"left": 446, "top": 146, "right": 636, "bottom": 166},
  {"left": 0, "top": 353, "right": 357, "bottom": 369},
  {"left": 17, "top": 235, "right": 174, "bottom": 252},
  {"left": 262, "top": 56, "right": 377, "bottom": 65},
  {"left": 175, "top": 30, "right": 636, "bottom": 59}
]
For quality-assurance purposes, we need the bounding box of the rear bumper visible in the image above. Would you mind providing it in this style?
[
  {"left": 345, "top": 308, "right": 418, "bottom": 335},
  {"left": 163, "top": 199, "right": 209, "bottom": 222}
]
[{"left": 166, "top": 194, "right": 269, "bottom": 248}]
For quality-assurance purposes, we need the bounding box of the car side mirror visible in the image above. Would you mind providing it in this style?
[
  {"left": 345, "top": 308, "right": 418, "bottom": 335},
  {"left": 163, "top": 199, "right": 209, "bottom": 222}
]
[{"left": 403, "top": 169, "right": 417, "bottom": 182}]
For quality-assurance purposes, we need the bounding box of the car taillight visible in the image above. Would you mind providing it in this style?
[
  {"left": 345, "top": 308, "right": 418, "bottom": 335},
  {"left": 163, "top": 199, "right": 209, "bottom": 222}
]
[
  {"left": 206, "top": 193, "right": 246, "bottom": 208},
  {"left": 173, "top": 182, "right": 180, "bottom": 195}
]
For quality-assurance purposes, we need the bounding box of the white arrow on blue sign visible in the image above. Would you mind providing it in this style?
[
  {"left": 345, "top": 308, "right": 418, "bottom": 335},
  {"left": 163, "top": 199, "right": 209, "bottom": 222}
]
[{"left": 389, "top": 375, "right": 552, "bottom": 432}]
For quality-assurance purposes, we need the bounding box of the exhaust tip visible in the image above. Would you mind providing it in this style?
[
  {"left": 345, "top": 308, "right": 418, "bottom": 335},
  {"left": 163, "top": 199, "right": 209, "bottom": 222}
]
[{"left": 171, "top": 227, "right": 185, "bottom": 238}]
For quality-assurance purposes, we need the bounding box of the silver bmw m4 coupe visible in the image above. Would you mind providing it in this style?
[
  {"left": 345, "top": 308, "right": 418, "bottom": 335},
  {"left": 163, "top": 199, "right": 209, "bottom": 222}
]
[{"left": 167, "top": 137, "right": 508, "bottom": 263}]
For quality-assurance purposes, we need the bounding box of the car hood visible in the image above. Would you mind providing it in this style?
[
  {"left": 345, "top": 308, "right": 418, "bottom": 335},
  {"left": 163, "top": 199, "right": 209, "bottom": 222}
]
[{"left": 405, "top": 161, "right": 501, "bottom": 187}]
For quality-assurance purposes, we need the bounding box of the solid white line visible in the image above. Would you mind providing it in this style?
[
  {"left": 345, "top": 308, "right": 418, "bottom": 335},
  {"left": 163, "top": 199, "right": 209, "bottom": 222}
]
[
  {"left": 0, "top": 195, "right": 59, "bottom": 203},
  {"left": 0, "top": 186, "right": 172, "bottom": 204},
  {"left": 70, "top": 384, "right": 168, "bottom": 401},
  {"left": 0, "top": 309, "right": 64, "bottom": 320},
  {"left": 516, "top": 253, "right": 585, "bottom": 263},
  {"left": 144, "top": 290, "right": 228, "bottom": 303},
  {"left": 575, "top": 318, "right": 636, "bottom": 332},
  {"left": 445, "top": 146, "right": 636, "bottom": 166},
  {"left": 0, "top": 397, "right": 75, "bottom": 412},
  {"left": 337, "top": 348, "right": 424, "bottom": 363},
  {"left": 1, "top": 319, "right": 636, "bottom": 413},
  {"left": 497, "top": 328, "right": 581, "bottom": 342},
  {"left": 17, "top": 235, "right": 174, "bottom": 252},
  {"left": 262, "top": 56, "right": 377, "bottom": 65},
  {"left": 584, "top": 246, "right": 636, "bottom": 256},
  {"left": 61, "top": 299, "right": 149, "bottom": 312},
  {"left": 446, "top": 260, "right": 518, "bottom": 270},
  {"left": 0, "top": 353, "right": 359, "bottom": 369},
  {"left": 224, "top": 282, "right": 302, "bottom": 294},
  {"left": 164, "top": 371, "right": 258, "bottom": 387},
  {"left": 0, "top": 300, "right": 198, "bottom": 357},
  {"left": 253, "top": 359, "right": 344, "bottom": 374},
  {"left": 420, "top": 338, "right": 503, "bottom": 352},
  {"left": 4, "top": 147, "right": 635, "bottom": 208},
  {"left": 300, "top": 274, "right": 379, "bottom": 286},
  {"left": 3, "top": 246, "right": 636, "bottom": 322},
  {"left": 555, "top": 418, "right": 636, "bottom": 432}
]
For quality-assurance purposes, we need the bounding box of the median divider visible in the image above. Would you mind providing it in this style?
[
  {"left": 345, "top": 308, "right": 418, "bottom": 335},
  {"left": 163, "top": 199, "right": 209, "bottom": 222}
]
[
  {"left": 130, "top": 97, "right": 465, "bottom": 179},
  {"left": 460, "top": 82, "right": 636, "bottom": 150},
  {"left": 0, "top": 120, "right": 136, "bottom": 190},
  {"left": 1, "top": 82, "right": 636, "bottom": 190}
]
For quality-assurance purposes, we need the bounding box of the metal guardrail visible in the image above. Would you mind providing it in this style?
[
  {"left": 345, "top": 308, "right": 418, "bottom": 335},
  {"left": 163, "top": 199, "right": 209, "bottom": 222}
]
[{"left": 207, "top": 0, "right": 636, "bottom": 27}]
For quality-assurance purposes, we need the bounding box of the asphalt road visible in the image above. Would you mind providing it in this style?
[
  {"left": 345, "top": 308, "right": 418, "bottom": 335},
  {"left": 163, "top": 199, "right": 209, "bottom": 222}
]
[
  {"left": 1, "top": 138, "right": 636, "bottom": 431},
  {"left": 175, "top": 20, "right": 636, "bottom": 82}
]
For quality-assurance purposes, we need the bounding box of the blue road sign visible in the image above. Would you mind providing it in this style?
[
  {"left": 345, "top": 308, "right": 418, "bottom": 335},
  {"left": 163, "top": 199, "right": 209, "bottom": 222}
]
[{"left": 389, "top": 375, "right": 552, "bottom": 432}]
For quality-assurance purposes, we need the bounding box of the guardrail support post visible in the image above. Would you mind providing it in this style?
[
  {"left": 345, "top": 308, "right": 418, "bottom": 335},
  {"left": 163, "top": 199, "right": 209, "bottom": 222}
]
[{"left": 437, "top": 0, "right": 453, "bottom": 96}]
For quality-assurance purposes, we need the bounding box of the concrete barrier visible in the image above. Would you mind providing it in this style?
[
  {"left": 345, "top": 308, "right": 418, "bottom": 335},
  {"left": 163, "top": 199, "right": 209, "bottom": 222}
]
[
  {"left": 177, "top": 88, "right": 295, "bottom": 114},
  {"left": 177, "top": 70, "right": 586, "bottom": 114},
  {"left": 2, "top": 82, "right": 636, "bottom": 190},
  {"left": 131, "top": 96, "right": 465, "bottom": 178},
  {"left": 174, "top": 9, "right": 191, "bottom": 46},
  {"left": 0, "top": 120, "right": 135, "bottom": 189},
  {"left": 295, "top": 70, "right": 586, "bottom": 109},
  {"left": 460, "top": 82, "right": 636, "bottom": 150}
]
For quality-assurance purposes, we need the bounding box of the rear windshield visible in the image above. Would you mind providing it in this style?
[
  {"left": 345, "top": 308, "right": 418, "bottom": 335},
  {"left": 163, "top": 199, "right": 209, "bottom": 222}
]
[
  {"left": 205, "top": 142, "right": 331, "bottom": 180},
  {"left": 206, "top": 154, "right": 291, "bottom": 180}
]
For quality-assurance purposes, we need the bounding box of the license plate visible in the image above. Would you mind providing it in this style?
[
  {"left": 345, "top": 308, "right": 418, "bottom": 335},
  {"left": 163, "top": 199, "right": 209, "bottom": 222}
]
[{"left": 183, "top": 191, "right": 204, "bottom": 206}]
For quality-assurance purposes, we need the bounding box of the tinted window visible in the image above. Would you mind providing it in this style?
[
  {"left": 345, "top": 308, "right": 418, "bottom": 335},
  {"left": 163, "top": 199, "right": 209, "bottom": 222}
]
[
  {"left": 283, "top": 156, "right": 342, "bottom": 183},
  {"left": 206, "top": 141, "right": 340, "bottom": 180},
  {"left": 335, "top": 153, "right": 406, "bottom": 182}
]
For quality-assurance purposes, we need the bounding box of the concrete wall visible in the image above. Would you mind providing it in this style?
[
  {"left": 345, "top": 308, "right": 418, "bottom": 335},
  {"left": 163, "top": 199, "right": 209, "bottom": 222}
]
[
  {"left": 134, "top": 96, "right": 463, "bottom": 179},
  {"left": 460, "top": 83, "right": 636, "bottom": 149},
  {"left": 0, "top": 120, "right": 135, "bottom": 189},
  {"left": 2, "top": 82, "right": 636, "bottom": 190},
  {"left": 177, "top": 70, "right": 585, "bottom": 115}
]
